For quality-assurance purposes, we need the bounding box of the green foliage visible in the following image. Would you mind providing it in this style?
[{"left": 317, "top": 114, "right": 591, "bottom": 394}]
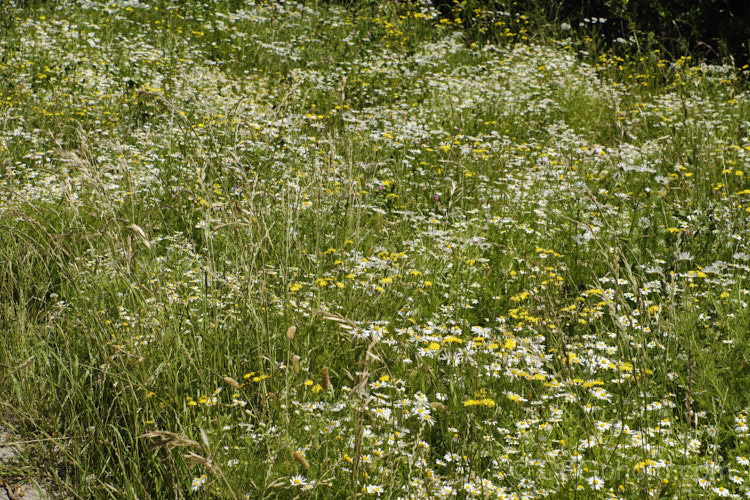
[{"left": 2, "top": 0, "right": 750, "bottom": 498}]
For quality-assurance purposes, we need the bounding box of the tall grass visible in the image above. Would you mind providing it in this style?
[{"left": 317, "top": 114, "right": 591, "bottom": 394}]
[{"left": 1, "top": 0, "right": 750, "bottom": 498}]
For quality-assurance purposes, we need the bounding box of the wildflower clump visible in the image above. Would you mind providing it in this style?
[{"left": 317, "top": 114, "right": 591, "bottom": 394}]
[{"left": 2, "top": 0, "right": 750, "bottom": 498}]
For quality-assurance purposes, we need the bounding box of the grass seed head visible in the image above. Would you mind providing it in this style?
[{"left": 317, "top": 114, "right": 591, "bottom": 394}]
[
  {"left": 292, "top": 355, "right": 300, "bottom": 374},
  {"left": 321, "top": 367, "right": 329, "bottom": 391},
  {"left": 292, "top": 450, "right": 310, "bottom": 470},
  {"left": 430, "top": 402, "right": 448, "bottom": 413},
  {"left": 223, "top": 376, "right": 240, "bottom": 389},
  {"left": 286, "top": 325, "right": 297, "bottom": 341}
]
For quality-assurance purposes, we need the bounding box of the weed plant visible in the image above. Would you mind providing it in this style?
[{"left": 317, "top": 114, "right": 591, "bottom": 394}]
[{"left": 1, "top": 0, "right": 750, "bottom": 498}]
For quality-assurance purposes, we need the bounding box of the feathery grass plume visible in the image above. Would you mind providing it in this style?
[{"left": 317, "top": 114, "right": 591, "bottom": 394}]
[
  {"left": 139, "top": 431, "right": 200, "bottom": 452},
  {"left": 292, "top": 355, "right": 300, "bottom": 374},
  {"left": 128, "top": 223, "right": 151, "bottom": 249},
  {"left": 292, "top": 450, "right": 310, "bottom": 470},
  {"left": 321, "top": 367, "right": 329, "bottom": 391},
  {"left": 313, "top": 310, "right": 357, "bottom": 330},
  {"left": 223, "top": 376, "right": 240, "bottom": 389},
  {"left": 286, "top": 325, "right": 297, "bottom": 340}
]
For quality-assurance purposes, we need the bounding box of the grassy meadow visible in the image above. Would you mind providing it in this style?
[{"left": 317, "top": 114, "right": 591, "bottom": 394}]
[{"left": 2, "top": 0, "right": 750, "bottom": 498}]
